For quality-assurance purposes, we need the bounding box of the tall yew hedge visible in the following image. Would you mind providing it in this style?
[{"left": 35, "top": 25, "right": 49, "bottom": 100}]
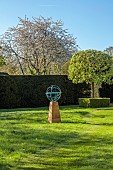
[{"left": 0, "top": 75, "right": 90, "bottom": 109}]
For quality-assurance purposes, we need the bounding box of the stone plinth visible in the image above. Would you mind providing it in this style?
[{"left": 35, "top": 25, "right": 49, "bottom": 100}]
[{"left": 48, "top": 102, "right": 61, "bottom": 123}]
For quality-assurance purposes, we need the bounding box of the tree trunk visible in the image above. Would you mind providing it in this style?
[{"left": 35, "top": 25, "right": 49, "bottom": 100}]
[{"left": 91, "top": 82, "right": 95, "bottom": 98}]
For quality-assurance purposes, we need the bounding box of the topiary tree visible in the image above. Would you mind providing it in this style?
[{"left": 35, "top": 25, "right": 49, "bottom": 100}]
[{"left": 68, "top": 49, "right": 113, "bottom": 98}]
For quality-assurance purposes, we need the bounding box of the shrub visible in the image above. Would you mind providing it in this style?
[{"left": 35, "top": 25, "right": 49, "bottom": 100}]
[{"left": 79, "top": 98, "right": 110, "bottom": 108}]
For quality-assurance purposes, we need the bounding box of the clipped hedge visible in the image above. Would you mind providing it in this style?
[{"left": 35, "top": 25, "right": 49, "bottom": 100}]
[
  {"left": 0, "top": 75, "right": 90, "bottom": 109},
  {"left": 79, "top": 98, "right": 110, "bottom": 108},
  {"left": 99, "top": 84, "right": 113, "bottom": 103}
]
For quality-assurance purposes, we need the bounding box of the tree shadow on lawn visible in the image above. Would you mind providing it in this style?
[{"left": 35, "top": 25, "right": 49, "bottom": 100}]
[
  {"left": 60, "top": 105, "right": 80, "bottom": 110},
  {"left": 61, "top": 111, "right": 90, "bottom": 124},
  {"left": 18, "top": 167, "right": 40, "bottom": 170},
  {"left": 17, "top": 129, "right": 113, "bottom": 170},
  {"left": 97, "top": 107, "right": 113, "bottom": 110},
  {"left": 67, "top": 135, "right": 113, "bottom": 169},
  {"left": 1, "top": 109, "right": 113, "bottom": 126},
  {"left": 0, "top": 163, "right": 12, "bottom": 170},
  {"left": 0, "top": 110, "right": 48, "bottom": 124},
  {"left": 1, "top": 120, "right": 113, "bottom": 170},
  {"left": 0, "top": 107, "right": 48, "bottom": 113},
  {"left": 61, "top": 110, "right": 90, "bottom": 116}
]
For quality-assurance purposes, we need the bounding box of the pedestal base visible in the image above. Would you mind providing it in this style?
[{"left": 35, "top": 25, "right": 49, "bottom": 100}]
[{"left": 48, "top": 102, "right": 61, "bottom": 123}]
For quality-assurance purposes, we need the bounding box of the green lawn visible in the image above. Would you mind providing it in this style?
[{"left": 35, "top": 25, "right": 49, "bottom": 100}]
[{"left": 0, "top": 105, "right": 113, "bottom": 170}]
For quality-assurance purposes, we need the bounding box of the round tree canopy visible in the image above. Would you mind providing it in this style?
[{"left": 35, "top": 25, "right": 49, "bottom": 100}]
[{"left": 68, "top": 49, "right": 113, "bottom": 85}]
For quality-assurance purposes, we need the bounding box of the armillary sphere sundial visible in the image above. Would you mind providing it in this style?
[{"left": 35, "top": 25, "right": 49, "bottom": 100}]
[
  {"left": 46, "top": 85, "right": 61, "bottom": 102},
  {"left": 46, "top": 85, "right": 61, "bottom": 123}
]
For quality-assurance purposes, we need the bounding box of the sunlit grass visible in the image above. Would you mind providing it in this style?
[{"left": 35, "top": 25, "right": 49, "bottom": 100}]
[{"left": 0, "top": 105, "right": 113, "bottom": 169}]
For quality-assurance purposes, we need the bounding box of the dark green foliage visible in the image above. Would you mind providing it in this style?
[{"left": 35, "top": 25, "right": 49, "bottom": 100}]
[
  {"left": 0, "top": 72, "right": 9, "bottom": 75},
  {"left": 0, "top": 75, "right": 90, "bottom": 109},
  {"left": 79, "top": 98, "right": 110, "bottom": 108},
  {"left": 99, "top": 84, "right": 113, "bottom": 102}
]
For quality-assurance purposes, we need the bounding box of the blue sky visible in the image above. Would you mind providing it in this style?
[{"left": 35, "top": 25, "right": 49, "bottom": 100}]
[{"left": 0, "top": 0, "right": 113, "bottom": 51}]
